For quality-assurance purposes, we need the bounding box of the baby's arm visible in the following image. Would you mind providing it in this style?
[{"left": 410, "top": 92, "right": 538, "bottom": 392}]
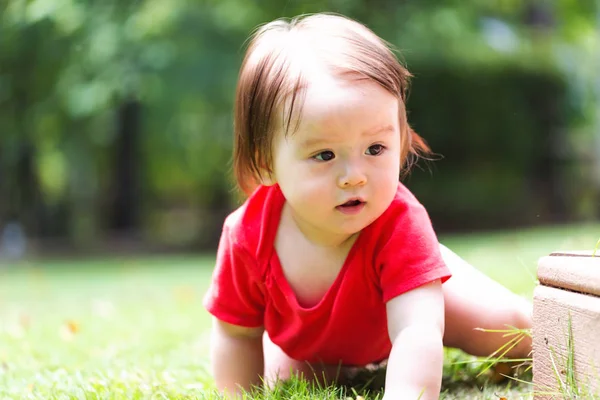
[
  {"left": 384, "top": 280, "right": 445, "bottom": 400},
  {"left": 210, "top": 318, "right": 265, "bottom": 398}
]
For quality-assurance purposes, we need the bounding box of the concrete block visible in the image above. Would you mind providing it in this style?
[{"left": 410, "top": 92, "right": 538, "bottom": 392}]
[{"left": 533, "top": 252, "right": 600, "bottom": 399}]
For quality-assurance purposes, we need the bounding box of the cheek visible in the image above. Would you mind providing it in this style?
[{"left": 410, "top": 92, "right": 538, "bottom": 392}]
[
  {"left": 296, "top": 173, "right": 329, "bottom": 194},
  {"left": 292, "top": 161, "right": 330, "bottom": 180},
  {"left": 285, "top": 170, "right": 332, "bottom": 202},
  {"left": 374, "top": 152, "right": 401, "bottom": 175}
]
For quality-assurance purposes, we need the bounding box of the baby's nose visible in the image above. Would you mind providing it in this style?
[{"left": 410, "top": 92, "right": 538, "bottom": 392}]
[{"left": 338, "top": 164, "right": 367, "bottom": 188}]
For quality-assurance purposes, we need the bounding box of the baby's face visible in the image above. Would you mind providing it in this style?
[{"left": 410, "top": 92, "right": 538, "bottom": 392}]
[{"left": 269, "top": 76, "right": 401, "bottom": 244}]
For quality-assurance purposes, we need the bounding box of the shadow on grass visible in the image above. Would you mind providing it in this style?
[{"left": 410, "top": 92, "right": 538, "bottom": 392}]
[{"left": 441, "top": 348, "right": 533, "bottom": 399}]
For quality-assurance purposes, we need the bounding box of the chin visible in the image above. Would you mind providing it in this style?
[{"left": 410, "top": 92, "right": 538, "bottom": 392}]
[{"left": 337, "top": 221, "right": 371, "bottom": 235}]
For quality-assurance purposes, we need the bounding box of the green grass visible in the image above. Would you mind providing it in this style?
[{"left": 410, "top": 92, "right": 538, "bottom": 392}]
[{"left": 0, "top": 222, "right": 599, "bottom": 399}]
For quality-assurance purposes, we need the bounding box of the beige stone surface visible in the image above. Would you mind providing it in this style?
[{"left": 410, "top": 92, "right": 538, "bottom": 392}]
[
  {"left": 538, "top": 254, "right": 600, "bottom": 297},
  {"left": 533, "top": 284, "right": 600, "bottom": 399}
]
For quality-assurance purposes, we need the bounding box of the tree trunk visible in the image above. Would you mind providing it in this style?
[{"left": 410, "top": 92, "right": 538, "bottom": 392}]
[{"left": 110, "top": 98, "right": 141, "bottom": 232}]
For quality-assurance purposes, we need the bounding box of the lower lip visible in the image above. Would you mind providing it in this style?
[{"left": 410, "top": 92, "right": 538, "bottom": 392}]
[{"left": 336, "top": 203, "right": 366, "bottom": 215}]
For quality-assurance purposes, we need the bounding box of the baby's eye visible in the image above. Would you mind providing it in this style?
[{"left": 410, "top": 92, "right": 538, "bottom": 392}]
[
  {"left": 313, "top": 151, "right": 335, "bottom": 162},
  {"left": 366, "top": 144, "right": 385, "bottom": 156}
]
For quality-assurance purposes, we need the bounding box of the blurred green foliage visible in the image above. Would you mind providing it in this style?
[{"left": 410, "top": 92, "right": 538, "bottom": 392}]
[
  {"left": 0, "top": 0, "right": 598, "bottom": 249},
  {"left": 407, "top": 63, "right": 569, "bottom": 230}
]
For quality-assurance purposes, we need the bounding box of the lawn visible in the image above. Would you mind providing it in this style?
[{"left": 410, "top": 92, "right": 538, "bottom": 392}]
[{"left": 0, "top": 223, "right": 598, "bottom": 399}]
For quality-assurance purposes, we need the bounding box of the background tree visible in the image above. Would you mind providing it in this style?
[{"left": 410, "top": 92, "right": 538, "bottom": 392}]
[{"left": 0, "top": 0, "right": 598, "bottom": 252}]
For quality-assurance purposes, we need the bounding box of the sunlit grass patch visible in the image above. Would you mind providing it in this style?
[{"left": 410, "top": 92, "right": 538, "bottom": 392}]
[
  {"left": 1, "top": 223, "right": 599, "bottom": 398},
  {"left": 439, "top": 222, "right": 600, "bottom": 296},
  {"left": 0, "top": 256, "right": 215, "bottom": 399},
  {"left": 0, "top": 255, "right": 532, "bottom": 399}
]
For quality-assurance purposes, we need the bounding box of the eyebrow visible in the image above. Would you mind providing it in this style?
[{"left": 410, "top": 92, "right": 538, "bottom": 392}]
[
  {"left": 366, "top": 125, "right": 395, "bottom": 136},
  {"left": 300, "top": 125, "right": 395, "bottom": 148}
]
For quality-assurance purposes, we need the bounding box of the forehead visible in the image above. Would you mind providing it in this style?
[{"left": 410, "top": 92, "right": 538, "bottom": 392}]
[{"left": 288, "top": 75, "right": 400, "bottom": 137}]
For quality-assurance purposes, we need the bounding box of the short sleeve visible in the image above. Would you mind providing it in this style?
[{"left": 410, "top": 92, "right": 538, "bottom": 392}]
[
  {"left": 376, "top": 199, "right": 451, "bottom": 303},
  {"left": 203, "top": 223, "right": 266, "bottom": 327}
]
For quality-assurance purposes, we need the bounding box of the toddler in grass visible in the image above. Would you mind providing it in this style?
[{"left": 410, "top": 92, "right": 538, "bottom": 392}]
[{"left": 204, "top": 13, "right": 532, "bottom": 400}]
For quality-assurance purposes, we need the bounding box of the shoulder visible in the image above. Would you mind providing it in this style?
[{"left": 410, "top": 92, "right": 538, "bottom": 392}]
[
  {"left": 390, "top": 182, "right": 427, "bottom": 213},
  {"left": 221, "top": 184, "right": 283, "bottom": 259},
  {"left": 366, "top": 184, "right": 449, "bottom": 302},
  {"left": 364, "top": 182, "right": 440, "bottom": 267},
  {"left": 370, "top": 182, "right": 432, "bottom": 237}
]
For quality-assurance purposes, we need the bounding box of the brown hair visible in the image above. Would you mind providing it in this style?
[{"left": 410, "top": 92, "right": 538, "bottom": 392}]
[{"left": 233, "top": 13, "right": 430, "bottom": 195}]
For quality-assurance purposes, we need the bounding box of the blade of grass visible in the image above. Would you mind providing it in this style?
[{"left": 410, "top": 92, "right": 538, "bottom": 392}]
[
  {"left": 548, "top": 345, "right": 567, "bottom": 396},
  {"left": 448, "top": 326, "right": 533, "bottom": 380},
  {"left": 565, "top": 313, "right": 579, "bottom": 397},
  {"left": 499, "top": 371, "right": 563, "bottom": 399},
  {"left": 451, "top": 358, "right": 532, "bottom": 365},
  {"left": 516, "top": 256, "right": 538, "bottom": 286},
  {"left": 475, "top": 332, "right": 528, "bottom": 377},
  {"left": 473, "top": 326, "right": 530, "bottom": 336},
  {"left": 500, "top": 374, "right": 533, "bottom": 386}
]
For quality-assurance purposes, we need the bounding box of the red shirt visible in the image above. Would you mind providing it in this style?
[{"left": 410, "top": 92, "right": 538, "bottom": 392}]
[{"left": 203, "top": 183, "right": 451, "bottom": 366}]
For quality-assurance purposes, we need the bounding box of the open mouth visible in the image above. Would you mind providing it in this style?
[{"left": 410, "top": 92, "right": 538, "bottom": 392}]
[
  {"left": 340, "top": 199, "right": 363, "bottom": 207},
  {"left": 336, "top": 198, "right": 366, "bottom": 214}
]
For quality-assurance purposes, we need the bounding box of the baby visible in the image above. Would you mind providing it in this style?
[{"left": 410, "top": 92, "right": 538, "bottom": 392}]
[{"left": 204, "top": 13, "right": 532, "bottom": 399}]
